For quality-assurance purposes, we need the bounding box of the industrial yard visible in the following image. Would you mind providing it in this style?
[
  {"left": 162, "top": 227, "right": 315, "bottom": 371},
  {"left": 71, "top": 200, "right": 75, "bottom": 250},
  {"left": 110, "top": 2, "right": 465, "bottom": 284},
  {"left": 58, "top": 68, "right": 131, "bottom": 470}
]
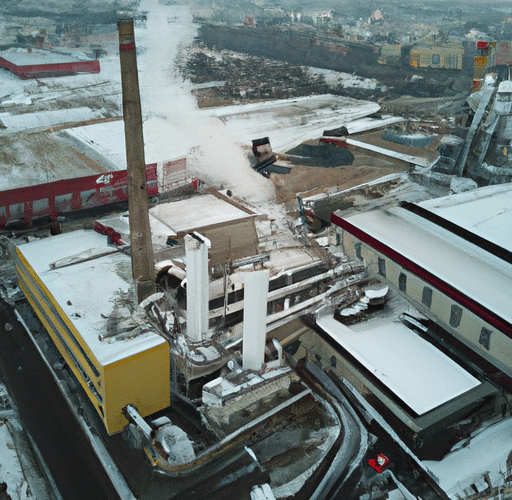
[{"left": 1, "top": 1, "right": 512, "bottom": 500}]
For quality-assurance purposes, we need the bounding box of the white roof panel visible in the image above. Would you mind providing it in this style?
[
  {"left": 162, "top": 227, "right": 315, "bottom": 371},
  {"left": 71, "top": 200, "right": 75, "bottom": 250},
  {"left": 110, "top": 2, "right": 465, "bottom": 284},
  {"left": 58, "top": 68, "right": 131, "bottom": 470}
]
[
  {"left": 317, "top": 315, "right": 480, "bottom": 415},
  {"left": 342, "top": 205, "right": 512, "bottom": 325},
  {"left": 18, "top": 230, "right": 166, "bottom": 366},
  {"left": 345, "top": 138, "right": 432, "bottom": 167},
  {"left": 419, "top": 183, "right": 512, "bottom": 252},
  {"left": 149, "top": 194, "right": 251, "bottom": 233}
]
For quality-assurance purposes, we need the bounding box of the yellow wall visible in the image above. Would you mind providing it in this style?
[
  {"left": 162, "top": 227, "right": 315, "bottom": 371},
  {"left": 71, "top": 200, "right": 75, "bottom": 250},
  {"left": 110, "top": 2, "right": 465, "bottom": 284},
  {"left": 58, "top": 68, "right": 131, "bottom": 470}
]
[
  {"left": 16, "top": 247, "right": 171, "bottom": 435},
  {"left": 409, "top": 46, "right": 463, "bottom": 70},
  {"left": 104, "top": 343, "right": 170, "bottom": 435}
]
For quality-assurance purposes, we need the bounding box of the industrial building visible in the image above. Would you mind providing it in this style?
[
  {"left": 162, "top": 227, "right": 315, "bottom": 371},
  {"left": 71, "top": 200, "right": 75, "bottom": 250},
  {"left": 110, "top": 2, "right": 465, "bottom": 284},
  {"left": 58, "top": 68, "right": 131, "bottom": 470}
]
[
  {"left": 306, "top": 313, "right": 497, "bottom": 460},
  {"left": 13, "top": 230, "right": 171, "bottom": 435},
  {"left": 93, "top": 190, "right": 367, "bottom": 337},
  {"left": 409, "top": 43, "right": 464, "bottom": 70},
  {"left": 496, "top": 41, "right": 512, "bottom": 66},
  {"left": 0, "top": 48, "right": 100, "bottom": 79},
  {"left": 0, "top": 157, "right": 196, "bottom": 229},
  {"left": 286, "top": 183, "right": 512, "bottom": 463},
  {"left": 473, "top": 41, "right": 497, "bottom": 90},
  {"left": 331, "top": 187, "right": 512, "bottom": 382}
]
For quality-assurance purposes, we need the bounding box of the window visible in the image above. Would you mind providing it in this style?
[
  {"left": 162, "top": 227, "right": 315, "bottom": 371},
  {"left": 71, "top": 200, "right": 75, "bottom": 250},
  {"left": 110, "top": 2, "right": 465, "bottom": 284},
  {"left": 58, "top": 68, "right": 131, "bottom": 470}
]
[
  {"left": 378, "top": 257, "right": 386, "bottom": 277},
  {"left": 355, "top": 242, "right": 362, "bottom": 260},
  {"left": 55, "top": 193, "right": 72, "bottom": 210},
  {"left": 399, "top": 272, "right": 407, "bottom": 292},
  {"left": 422, "top": 287, "right": 432, "bottom": 308},
  {"left": 479, "top": 328, "right": 492, "bottom": 351},
  {"left": 330, "top": 356, "right": 337, "bottom": 368},
  {"left": 33, "top": 198, "right": 49, "bottom": 214},
  {"left": 80, "top": 189, "right": 96, "bottom": 205},
  {"left": 268, "top": 274, "right": 288, "bottom": 292},
  {"left": 432, "top": 53, "right": 441, "bottom": 66},
  {"left": 449, "top": 304, "right": 463, "bottom": 328},
  {"left": 292, "top": 264, "right": 327, "bottom": 284},
  {"left": 9, "top": 203, "right": 23, "bottom": 219}
]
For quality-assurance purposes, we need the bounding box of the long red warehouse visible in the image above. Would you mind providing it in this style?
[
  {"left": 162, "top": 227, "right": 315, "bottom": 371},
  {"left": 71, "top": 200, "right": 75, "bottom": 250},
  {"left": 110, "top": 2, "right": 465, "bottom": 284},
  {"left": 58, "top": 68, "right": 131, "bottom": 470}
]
[
  {"left": 0, "top": 50, "right": 100, "bottom": 79},
  {"left": 0, "top": 158, "right": 198, "bottom": 228}
]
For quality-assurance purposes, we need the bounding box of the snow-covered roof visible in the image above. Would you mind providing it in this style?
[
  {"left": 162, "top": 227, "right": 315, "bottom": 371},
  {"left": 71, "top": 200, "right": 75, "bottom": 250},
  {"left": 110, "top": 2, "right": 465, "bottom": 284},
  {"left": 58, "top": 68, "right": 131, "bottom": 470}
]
[
  {"left": 424, "top": 416, "right": 512, "bottom": 498},
  {"left": 17, "top": 230, "right": 166, "bottom": 366},
  {"left": 344, "top": 114, "right": 405, "bottom": 135},
  {"left": 65, "top": 93, "right": 381, "bottom": 173},
  {"left": 264, "top": 247, "right": 323, "bottom": 274},
  {"left": 418, "top": 182, "right": 512, "bottom": 251},
  {"left": 0, "top": 107, "right": 108, "bottom": 132},
  {"left": 317, "top": 315, "right": 480, "bottom": 415},
  {"left": 149, "top": 194, "right": 252, "bottom": 233},
  {"left": 345, "top": 138, "right": 433, "bottom": 167},
  {"left": 201, "top": 94, "right": 381, "bottom": 153},
  {"left": 0, "top": 48, "right": 92, "bottom": 66},
  {"left": 339, "top": 203, "right": 512, "bottom": 326}
]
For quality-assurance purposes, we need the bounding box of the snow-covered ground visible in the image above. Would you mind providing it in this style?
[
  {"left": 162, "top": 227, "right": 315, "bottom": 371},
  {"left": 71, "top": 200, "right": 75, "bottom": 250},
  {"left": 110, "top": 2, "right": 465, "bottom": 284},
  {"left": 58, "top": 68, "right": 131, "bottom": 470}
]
[
  {"left": 308, "top": 67, "right": 382, "bottom": 91},
  {"left": 424, "top": 416, "right": 512, "bottom": 498},
  {"left": 0, "top": 57, "right": 122, "bottom": 124},
  {"left": 0, "top": 420, "right": 31, "bottom": 500},
  {"left": 0, "top": 385, "right": 27, "bottom": 500},
  {"left": 0, "top": 0, "right": 390, "bottom": 203}
]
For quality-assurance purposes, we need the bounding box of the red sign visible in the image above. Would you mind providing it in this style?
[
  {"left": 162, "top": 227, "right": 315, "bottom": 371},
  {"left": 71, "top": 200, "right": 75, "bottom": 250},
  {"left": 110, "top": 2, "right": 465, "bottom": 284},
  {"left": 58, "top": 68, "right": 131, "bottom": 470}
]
[{"left": 368, "top": 453, "right": 390, "bottom": 473}]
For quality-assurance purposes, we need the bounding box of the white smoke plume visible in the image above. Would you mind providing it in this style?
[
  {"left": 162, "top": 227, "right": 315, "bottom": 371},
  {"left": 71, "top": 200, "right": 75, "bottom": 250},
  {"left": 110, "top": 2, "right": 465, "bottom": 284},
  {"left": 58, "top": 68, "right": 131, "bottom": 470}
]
[{"left": 135, "top": 0, "right": 275, "bottom": 203}]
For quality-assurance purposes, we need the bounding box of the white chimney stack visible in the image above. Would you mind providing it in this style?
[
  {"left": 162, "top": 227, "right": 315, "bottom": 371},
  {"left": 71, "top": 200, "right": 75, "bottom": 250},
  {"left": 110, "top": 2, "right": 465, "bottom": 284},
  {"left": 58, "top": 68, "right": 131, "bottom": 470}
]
[
  {"left": 185, "top": 232, "right": 210, "bottom": 342},
  {"left": 242, "top": 270, "right": 270, "bottom": 371}
]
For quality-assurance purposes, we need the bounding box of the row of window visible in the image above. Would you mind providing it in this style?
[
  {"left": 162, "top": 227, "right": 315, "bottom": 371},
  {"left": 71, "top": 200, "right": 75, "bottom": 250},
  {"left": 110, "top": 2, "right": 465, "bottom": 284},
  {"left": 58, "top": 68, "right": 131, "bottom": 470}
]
[
  {"left": 1, "top": 183, "right": 142, "bottom": 220},
  {"left": 18, "top": 264, "right": 103, "bottom": 400},
  {"left": 377, "top": 257, "right": 492, "bottom": 351}
]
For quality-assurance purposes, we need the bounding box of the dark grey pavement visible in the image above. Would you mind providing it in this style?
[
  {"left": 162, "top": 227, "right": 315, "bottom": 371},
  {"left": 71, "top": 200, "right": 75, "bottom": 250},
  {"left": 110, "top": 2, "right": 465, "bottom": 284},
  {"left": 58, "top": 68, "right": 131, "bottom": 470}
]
[{"left": 0, "top": 299, "right": 122, "bottom": 500}]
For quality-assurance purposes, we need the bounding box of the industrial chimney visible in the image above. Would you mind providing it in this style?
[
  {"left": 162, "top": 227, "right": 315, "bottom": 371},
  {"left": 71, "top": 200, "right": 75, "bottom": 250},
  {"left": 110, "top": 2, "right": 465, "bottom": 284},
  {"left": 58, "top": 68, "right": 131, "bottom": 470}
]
[
  {"left": 242, "top": 270, "right": 270, "bottom": 371},
  {"left": 185, "top": 232, "right": 211, "bottom": 342},
  {"left": 117, "top": 17, "right": 156, "bottom": 303}
]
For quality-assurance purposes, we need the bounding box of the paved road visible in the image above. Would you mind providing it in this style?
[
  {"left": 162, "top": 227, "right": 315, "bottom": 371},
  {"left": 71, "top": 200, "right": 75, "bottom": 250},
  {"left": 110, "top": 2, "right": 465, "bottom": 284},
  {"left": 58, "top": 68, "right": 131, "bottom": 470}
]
[{"left": 0, "top": 299, "right": 122, "bottom": 500}]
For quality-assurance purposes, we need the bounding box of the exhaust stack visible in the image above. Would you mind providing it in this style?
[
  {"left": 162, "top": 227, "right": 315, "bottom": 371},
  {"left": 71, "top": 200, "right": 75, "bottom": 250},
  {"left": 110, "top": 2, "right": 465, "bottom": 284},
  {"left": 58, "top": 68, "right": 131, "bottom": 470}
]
[
  {"left": 185, "top": 232, "right": 211, "bottom": 342},
  {"left": 117, "top": 17, "right": 156, "bottom": 303},
  {"left": 242, "top": 270, "right": 270, "bottom": 371}
]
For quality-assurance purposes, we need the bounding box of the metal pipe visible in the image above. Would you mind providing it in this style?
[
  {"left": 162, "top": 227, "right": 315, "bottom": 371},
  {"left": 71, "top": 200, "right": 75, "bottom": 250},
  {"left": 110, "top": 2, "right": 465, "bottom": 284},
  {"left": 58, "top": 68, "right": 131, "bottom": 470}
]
[
  {"left": 117, "top": 17, "right": 156, "bottom": 303},
  {"left": 272, "top": 338, "right": 283, "bottom": 366},
  {"left": 124, "top": 404, "right": 153, "bottom": 439}
]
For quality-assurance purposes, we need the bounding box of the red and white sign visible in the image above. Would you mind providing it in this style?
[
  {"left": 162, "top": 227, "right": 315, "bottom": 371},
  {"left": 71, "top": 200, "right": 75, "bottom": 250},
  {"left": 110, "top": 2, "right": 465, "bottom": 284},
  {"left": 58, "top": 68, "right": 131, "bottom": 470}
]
[{"left": 368, "top": 453, "right": 390, "bottom": 474}]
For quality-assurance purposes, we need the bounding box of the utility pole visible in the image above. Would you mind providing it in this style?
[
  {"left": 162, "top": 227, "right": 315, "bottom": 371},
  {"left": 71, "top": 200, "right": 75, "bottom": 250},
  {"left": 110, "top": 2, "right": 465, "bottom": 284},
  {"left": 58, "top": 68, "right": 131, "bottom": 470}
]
[{"left": 117, "top": 17, "right": 156, "bottom": 302}]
